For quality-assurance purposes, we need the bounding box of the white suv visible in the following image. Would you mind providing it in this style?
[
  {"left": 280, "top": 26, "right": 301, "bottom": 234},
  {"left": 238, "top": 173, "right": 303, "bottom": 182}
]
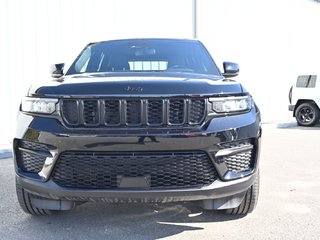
[{"left": 289, "top": 75, "right": 320, "bottom": 126}]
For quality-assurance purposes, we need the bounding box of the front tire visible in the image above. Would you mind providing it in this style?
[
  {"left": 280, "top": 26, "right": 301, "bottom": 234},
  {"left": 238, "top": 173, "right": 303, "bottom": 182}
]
[
  {"left": 16, "top": 182, "right": 53, "bottom": 216},
  {"left": 295, "top": 103, "right": 319, "bottom": 126},
  {"left": 225, "top": 171, "right": 260, "bottom": 215}
]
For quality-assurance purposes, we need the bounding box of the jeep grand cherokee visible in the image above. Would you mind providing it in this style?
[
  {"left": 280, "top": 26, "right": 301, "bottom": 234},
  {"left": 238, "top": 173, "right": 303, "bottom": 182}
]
[{"left": 14, "top": 38, "right": 261, "bottom": 216}]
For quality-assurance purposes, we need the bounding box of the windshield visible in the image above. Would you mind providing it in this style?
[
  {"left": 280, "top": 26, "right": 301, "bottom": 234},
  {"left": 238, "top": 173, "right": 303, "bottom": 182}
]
[{"left": 66, "top": 39, "right": 221, "bottom": 75}]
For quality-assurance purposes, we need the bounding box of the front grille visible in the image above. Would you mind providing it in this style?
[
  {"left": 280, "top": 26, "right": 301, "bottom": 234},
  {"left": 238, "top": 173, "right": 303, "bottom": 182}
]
[
  {"left": 61, "top": 98, "right": 206, "bottom": 128},
  {"left": 218, "top": 140, "right": 254, "bottom": 173},
  {"left": 62, "top": 100, "right": 79, "bottom": 125},
  {"left": 16, "top": 140, "right": 52, "bottom": 173},
  {"left": 189, "top": 99, "right": 206, "bottom": 124},
  {"left": 52, "top": 151, "right": 217, "bottom": 189},
  {"left": 83, "top": 100, "right": 99, "bottom": 126},
  {"left": 169, "top": 99, "right": 185, "bottom": 124},
  {"left": 126, "top": 100, "right": 142, "bottom": 125},
  {"left": 105, "top": 100, "right": 120, "bottom": 125},
  {"left": 147, "top": 100, "right": 163, "bottom": 125}
]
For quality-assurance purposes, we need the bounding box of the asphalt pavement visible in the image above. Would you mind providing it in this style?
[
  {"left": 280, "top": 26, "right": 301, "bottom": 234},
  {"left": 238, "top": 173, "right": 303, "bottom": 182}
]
[{"left": 1, "top": 123, "right": 320, "bottom": 240}]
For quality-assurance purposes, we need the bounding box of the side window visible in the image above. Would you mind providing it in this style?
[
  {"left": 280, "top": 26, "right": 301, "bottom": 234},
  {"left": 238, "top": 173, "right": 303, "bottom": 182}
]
[
  {"left": 75, "top": 47, "right": 92, "bottom": 72},
  {"left": 296, "top": 75, "right": 317, "bottom": 88}
]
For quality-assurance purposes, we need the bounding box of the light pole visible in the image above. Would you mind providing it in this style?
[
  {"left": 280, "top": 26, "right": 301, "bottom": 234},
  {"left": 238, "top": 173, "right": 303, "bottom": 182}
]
[{"left": 192, "top": 0, "right": 197, "bottom": 38}]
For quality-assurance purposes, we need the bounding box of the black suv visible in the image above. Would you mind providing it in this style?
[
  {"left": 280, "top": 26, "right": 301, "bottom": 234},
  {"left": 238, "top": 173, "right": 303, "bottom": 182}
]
[{"left": 14, "top": 39, "right": 261, "bottom": 216}]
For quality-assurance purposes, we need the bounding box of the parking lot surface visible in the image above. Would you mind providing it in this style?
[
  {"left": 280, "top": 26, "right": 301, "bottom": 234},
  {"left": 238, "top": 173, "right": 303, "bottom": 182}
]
[{"left": 1, "top": 124, "right": 320, "bottom": 240}]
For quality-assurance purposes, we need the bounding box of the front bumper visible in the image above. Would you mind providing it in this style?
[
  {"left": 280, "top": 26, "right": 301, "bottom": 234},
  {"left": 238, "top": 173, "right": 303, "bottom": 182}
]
[
  {"left": 16, "top": 172, "right": 257, "bottom": 203},
  {"left": 288, "top": 104, "right": 295, "bottom": 111},
  {"left": 14, "top": 106, "right": 261, "bottom": 203}
]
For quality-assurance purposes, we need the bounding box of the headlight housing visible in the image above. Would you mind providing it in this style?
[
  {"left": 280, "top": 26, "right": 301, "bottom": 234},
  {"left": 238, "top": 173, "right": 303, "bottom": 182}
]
[
  {"left": 21, "top": 97, "right": 58, "bottom": 114},
  {"left": 209, "top": 95, "right": 252, "bottom": 113}
]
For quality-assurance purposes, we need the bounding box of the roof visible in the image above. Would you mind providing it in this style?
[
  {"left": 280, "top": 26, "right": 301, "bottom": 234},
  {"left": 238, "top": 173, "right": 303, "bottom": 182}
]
[{"left": 90, "top": 38, "right": 200, "bottom": 45}]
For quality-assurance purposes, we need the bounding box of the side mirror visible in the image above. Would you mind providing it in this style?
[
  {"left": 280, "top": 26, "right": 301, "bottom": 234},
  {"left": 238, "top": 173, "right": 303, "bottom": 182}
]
[
  {"left": 222, "top": 62, "right": 239, "bottom": 78},
  {"left": 50, "top": 63, "right": 65, "bottom": 78}
]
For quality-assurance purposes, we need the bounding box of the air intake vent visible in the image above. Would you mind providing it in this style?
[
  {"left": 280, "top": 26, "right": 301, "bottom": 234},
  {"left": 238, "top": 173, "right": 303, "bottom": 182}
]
[{"left": 52, "top": 151, "right": 217, "bottom": 189}]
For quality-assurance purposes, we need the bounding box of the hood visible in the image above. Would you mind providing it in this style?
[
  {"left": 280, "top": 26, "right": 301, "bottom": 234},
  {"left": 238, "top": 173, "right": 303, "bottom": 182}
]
[{"left": 28, "top": 72, "right": 244, "bottom": 97}]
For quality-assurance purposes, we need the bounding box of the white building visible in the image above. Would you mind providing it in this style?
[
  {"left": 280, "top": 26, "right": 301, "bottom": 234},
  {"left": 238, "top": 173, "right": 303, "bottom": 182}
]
[{"left": 1, "top": 0, "right": 320, "bottom": 143}]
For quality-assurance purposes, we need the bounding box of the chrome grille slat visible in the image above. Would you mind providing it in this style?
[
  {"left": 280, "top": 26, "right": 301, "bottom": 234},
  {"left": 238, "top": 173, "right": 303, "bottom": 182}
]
[{"left": 61, "top": 98, "right": 206, "bottom": 128}]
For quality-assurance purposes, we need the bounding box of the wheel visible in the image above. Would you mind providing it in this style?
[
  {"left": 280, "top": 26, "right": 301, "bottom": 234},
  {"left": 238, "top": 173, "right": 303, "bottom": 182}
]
[
  {"left": 295, "top": 103, "right": 320, "bottom": 126},
  {"left": 225, "top": 171, "right": 260, "bottom": 215},
  {"left": 16, "top": 182, "right": 53, "bottom": 216}
]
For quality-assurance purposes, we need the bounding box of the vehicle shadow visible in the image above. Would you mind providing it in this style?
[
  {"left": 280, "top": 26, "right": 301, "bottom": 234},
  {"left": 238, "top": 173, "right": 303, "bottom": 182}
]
[
  {"left": 276, "top": 121, "right": 320, "bottom": 130},
  {"left": 21, "top": 202, "right": 245, "bottom": 240}
]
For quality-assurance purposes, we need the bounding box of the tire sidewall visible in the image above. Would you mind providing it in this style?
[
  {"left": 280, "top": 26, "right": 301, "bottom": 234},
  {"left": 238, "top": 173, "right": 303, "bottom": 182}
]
[{"left": 295, "top": 103, "right": 319, "bottom": 126}]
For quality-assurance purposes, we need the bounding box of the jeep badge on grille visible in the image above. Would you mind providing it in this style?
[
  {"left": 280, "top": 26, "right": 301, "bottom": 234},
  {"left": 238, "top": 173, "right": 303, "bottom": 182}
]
[{"left": 124, "top": 86, "right": 143, "bottom": 92}]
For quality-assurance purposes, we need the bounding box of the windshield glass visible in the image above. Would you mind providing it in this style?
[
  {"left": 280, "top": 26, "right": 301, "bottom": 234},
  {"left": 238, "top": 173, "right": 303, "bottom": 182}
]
[{"left": 66, "top": 39, "right": 221, "bottom": 76}]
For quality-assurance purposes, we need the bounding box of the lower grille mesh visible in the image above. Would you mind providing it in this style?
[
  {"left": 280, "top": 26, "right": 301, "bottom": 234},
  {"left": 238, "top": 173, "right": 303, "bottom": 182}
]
[
  {"left": 219, "top": 140, "right": 254, "bottom": 173},
  {"left": 16, "top": 140, "right": 52, "bottom": 173},
  {"left": 52, "top": 151, "right": 217, "bottom": 189},
  {"left": 223, "top": 151, "right": 252, "bottom": 172},
  {"left": 18, "top": 151, "right": 46, "bottom": 173}
]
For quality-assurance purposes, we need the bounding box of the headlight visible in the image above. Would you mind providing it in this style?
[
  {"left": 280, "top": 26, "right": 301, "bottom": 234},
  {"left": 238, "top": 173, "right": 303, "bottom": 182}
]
[
  {"left": 209, "top": 96, "right": 252, "bottom": 113},
  {"left": 21, "top": 97, "right": 58, "bottom": 114}
]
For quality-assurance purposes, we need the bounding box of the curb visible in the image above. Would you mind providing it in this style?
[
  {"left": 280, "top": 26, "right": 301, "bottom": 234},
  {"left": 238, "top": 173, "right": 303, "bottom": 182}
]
[
  {"left": 0, "top": 144, "right": 12, "bottom": 160},
  {"left": 0, "top": 149, "right": 12, "bottom": 159}
]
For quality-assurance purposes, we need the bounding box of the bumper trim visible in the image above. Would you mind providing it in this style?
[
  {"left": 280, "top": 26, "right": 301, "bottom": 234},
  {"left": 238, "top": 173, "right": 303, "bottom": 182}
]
[
  {"left": 38, "top": 149, "right": 59, "bottom": 180},
  {"left": 288, "top": 105, "right": 295, "bottom": 111},
  {"left": 215, "top": 144, "right": 253, "bottom": 158}
]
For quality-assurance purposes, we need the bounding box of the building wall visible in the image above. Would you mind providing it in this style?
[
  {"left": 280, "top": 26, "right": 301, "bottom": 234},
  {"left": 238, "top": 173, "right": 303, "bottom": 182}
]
[
  {"left": 1, "top": 0, "right": 320, "bottom": 143},
  {"left": 198, "top": 0, "right": 320, "bottom": 123},
  {"left": 0, "top": 0, "right": 193, "bottom": 143}
]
